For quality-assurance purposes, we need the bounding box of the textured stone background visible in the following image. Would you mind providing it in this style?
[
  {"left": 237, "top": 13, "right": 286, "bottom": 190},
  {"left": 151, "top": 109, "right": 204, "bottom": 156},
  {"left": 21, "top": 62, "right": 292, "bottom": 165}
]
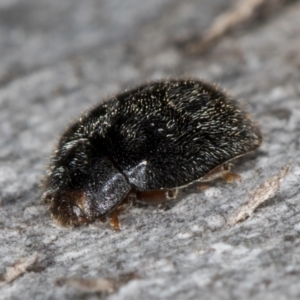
[{"left": 1, "top": 0, "right": 300, "bottom": 299}]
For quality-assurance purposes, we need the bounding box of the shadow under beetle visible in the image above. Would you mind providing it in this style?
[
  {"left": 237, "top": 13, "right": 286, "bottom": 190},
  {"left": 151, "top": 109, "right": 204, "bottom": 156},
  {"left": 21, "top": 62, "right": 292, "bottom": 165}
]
[{"left": 42, "top": 79, "right": 262, "bottom": 229}]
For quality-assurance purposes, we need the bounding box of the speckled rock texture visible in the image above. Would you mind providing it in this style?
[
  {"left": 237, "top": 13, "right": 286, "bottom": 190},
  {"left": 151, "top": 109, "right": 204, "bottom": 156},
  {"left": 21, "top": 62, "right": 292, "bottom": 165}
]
[{"left": 0, "top": 0, "right": 300, "bottom": 299}]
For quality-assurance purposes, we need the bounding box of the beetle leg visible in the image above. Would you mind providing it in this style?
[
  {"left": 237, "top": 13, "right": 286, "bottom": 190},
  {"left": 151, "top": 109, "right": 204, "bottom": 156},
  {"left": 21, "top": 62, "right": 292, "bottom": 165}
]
[
  {"left": 109, "top": 189, "right": 178, "bottom": 229},
  {"left": 201, "top": 163, "right": 241, "bottom": 183},
  {"left": 136, "top": 189, "right": 178, "bottom": 204},
  {"left": 198, "top": 183, "right": 211, "bottom": 191},
  {"left": 108, "top": 192, "right": 135, "bottom": 230},
  {"left": 222, "top": 171, "right": 241, "bottom": 183},
  {"left": 222, "top": 163, "right": 242, "bottom": 183},
  {"left": 110, "top": 210, "right": 121, "bottom": 230}
]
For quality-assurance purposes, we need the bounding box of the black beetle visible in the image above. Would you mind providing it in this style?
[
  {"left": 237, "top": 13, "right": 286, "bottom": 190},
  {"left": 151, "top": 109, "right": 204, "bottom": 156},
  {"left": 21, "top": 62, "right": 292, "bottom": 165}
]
[{"left": 42, "top": 79, "right": 262, "bottom": 229}]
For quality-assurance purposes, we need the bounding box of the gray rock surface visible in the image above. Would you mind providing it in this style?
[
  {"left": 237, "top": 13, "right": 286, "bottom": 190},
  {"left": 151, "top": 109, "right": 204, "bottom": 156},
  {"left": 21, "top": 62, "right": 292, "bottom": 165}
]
[{"left": 1, "top": 0, "right": 300, "bottom": 299}]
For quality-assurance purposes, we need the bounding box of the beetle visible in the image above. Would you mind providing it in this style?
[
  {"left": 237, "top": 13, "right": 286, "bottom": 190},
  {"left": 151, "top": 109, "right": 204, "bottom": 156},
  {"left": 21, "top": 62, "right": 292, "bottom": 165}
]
[{"left": 42, "top": 79, "right": 262, "bottom": 229}]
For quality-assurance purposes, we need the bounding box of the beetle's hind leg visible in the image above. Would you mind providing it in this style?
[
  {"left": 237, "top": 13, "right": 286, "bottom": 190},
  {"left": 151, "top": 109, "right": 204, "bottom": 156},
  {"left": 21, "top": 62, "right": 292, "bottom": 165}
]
[
  {"left": 200, "top": 163, "right": 241, "bottom": 184},
  {"left": 108, "top": 189, "right": 178, "bottom": 230},
  {"left": 136, "top": 189, "right": 178, "bottom": 204}
]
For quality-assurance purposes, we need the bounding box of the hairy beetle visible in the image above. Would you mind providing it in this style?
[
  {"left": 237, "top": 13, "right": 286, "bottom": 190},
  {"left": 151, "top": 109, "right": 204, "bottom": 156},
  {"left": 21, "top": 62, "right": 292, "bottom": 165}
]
[{"left": 42, "top": 79, "right": 262, "bottom": 229}]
